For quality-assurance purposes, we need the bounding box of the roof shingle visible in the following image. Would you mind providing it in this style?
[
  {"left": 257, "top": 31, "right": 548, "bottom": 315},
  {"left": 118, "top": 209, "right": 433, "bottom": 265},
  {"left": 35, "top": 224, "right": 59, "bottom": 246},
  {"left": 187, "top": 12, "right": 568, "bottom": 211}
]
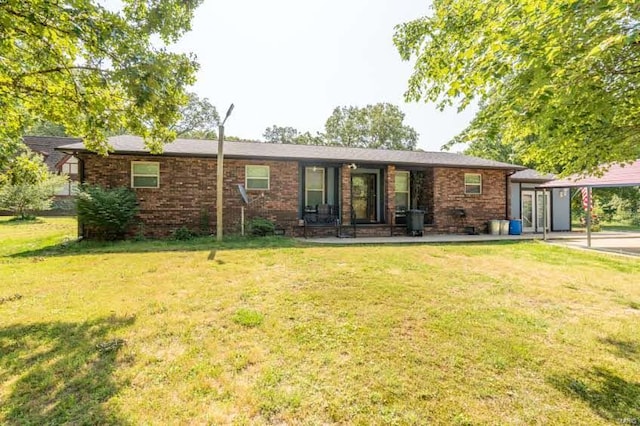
[
  {"left": 23, "top": 136, "right": 82, "bottom": 171},
  {"left": 57, "top": 135, "right": 525, "bottom": 170}
]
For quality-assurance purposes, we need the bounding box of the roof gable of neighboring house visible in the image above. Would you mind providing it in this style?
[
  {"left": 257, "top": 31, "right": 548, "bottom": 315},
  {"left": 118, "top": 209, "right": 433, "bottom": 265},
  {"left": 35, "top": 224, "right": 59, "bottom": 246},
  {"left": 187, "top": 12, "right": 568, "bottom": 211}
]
[
  {"left": 510, "top": 169, "right": 555, "bottom": 183},
  {"left": 56, "top": 135, "right": 526, "bottom": 171},
  {"left": 23, "top": 136, "right": 82, "bottom": 172}
]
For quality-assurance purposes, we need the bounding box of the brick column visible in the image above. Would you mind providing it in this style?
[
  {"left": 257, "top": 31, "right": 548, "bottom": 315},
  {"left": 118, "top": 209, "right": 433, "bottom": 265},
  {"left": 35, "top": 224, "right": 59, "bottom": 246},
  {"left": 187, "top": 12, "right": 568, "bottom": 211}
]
[
  {"left": 386, "top": 164, "right": 396, "bottom": 225},
  {"left": 341, "top": 164, "right": 352, "bottom": 224}
]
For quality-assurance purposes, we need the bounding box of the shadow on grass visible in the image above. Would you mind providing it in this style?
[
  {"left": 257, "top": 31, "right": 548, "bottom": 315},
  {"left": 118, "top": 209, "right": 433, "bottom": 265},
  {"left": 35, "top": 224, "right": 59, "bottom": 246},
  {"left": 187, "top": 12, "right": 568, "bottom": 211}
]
[
  {"left": 9, "top": 235, "right": 302, "bottom": 258},
  {"left": 0, "top": 217, "right": 44, "bottom": 226},
  {"left": 599, "top": 337, "right": 640, "bottom": 362},
  {"left": 0, "top": 315, "right": 135, "bottom": 425},
  {"left": 549, "top": 367, "right": 640, "bottom": 423}
]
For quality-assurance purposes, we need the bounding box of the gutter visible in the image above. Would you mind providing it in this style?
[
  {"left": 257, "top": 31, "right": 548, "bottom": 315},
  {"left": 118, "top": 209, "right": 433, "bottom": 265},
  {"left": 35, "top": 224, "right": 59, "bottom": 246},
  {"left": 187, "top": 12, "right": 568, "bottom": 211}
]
[
  {"left": 505, "top": 170, "right": 517, "bottom": 219},
  {"left": 55, "top": 147, "right": 526, "bottom": 171}
]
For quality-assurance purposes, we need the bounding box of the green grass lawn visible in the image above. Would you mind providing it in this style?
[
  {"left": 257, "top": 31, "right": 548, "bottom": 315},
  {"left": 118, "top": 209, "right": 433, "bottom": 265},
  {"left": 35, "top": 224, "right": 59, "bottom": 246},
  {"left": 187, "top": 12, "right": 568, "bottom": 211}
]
[{"left": 1, "top": 217, "right": 640, "bottom": 425}]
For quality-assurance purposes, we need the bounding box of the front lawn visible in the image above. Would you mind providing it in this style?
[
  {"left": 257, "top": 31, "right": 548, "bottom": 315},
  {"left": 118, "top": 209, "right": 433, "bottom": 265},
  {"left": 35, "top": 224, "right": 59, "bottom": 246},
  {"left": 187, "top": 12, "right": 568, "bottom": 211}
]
[{"left": 1, "top": 217, "right": 639, "bottom": 424}]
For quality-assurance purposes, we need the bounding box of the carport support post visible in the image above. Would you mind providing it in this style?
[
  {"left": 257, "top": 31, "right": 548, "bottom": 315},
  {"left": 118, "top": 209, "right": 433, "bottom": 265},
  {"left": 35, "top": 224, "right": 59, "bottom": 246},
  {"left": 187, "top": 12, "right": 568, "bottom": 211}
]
[
  {"left": 586, "top": 186, "right": 592, "bottom": 248},
  {"left": 542, "top": 189, "right": 547, "bottom": 241}
]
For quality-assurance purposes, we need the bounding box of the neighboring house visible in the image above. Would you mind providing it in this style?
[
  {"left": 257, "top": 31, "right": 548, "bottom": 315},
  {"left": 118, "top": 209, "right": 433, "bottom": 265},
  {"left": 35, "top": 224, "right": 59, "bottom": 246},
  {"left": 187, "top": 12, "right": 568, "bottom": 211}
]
[
  {"left": 23, "top": 136, "right": 82, "bottom": 198},
  {"left": 510, "top": 169, "right": 571, "bottom": 232},
  {"left": 57, "top": 135, "right": 526, "bottom": 238}
]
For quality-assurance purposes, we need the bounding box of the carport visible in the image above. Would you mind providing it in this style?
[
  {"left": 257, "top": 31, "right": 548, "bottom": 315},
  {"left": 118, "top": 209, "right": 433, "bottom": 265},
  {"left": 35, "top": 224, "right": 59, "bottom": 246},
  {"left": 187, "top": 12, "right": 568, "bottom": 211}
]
[{"left": 539, "top": 160, "right": 640, "bottom": 248}]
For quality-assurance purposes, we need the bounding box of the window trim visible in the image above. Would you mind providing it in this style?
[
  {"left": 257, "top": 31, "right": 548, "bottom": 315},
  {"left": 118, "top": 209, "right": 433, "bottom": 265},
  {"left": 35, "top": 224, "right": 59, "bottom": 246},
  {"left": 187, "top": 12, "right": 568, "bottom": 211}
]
[
  {"left": 305, "top": 166, "right": 325, "bottom": 207},
  {"left": 245, "top": 165, "right": 270, "bottom": 190},
  {"left": 394, "top": 171, "right": 411, "bottom": 210},
  {"left": 131, "top": 161, "right": 160, "bottom": 189},
  {"left": 464, "top": 173, "right": 482, "bottom": 195}
]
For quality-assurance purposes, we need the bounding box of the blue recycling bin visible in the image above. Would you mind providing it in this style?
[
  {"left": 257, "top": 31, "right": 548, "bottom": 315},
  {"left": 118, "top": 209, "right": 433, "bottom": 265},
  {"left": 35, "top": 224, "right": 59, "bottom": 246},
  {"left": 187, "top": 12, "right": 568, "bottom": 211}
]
[{"left": 509, "top": 219, "right": 522, "bottom": 235}]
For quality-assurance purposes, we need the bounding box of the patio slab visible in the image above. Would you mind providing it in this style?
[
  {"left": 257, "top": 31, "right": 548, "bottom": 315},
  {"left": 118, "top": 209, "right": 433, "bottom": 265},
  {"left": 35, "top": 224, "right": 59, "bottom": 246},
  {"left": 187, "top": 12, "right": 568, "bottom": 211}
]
[{"left": 299, "top": 231, "right": 640, "bottom": 257}]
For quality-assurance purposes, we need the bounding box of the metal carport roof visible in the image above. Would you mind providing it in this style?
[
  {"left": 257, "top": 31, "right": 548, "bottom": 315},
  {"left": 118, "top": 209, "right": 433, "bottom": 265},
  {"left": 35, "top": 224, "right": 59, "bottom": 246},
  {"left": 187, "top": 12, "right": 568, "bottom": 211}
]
[
  {"left": 539, "top": 160, "right": 640, "bottom": 188},
  {"left": 537, "top": 159, "right": 640, "bottom": 248}
]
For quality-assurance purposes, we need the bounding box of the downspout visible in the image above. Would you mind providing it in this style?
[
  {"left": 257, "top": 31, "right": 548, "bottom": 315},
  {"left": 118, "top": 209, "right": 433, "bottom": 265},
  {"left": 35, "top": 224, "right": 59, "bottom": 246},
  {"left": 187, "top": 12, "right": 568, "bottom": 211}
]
[
  {"left": 77, "top": 152, "right": 85, "bottom": 240},
  {"left": 505, "top": 170, "right": 517, "bottom": 219}
]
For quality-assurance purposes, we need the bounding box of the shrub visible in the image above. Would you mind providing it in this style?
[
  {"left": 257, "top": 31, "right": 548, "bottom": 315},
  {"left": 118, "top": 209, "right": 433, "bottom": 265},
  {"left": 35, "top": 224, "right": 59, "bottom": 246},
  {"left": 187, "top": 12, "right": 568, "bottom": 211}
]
[
  {"left": 0, "top": 151, "right": 68, "bottom": 219},
  {"left": 172, "top": 226, "right": 195, "bottom": 240},
  {"left": 248, "top": 217, "right": 276, "bottom": 236},
  {"left": 76, "top": 185, "right": 139, "bottom": 240}
]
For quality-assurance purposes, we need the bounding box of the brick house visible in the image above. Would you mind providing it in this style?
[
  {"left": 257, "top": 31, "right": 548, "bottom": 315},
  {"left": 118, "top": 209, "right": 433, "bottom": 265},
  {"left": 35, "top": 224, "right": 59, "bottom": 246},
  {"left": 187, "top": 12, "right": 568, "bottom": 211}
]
[
  {"left": 57, "top": 135, "right": 525, "bottom": 238},
  {"left": 23, "top": 136, "right": 82, "bottom": 199}
]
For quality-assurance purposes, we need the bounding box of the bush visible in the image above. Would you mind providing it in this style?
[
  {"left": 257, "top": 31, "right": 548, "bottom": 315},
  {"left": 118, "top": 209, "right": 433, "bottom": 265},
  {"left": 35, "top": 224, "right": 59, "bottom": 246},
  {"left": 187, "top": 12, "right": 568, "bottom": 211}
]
[
  {"left": 248, "top": 217, "right": 276, "bottom": 236},
  {"left": 0, "top": 151, "right": 68, "bottom": 219},
  {"left": 76, "top": 185, "right": 139, "bottom": 240},
  {"left": 172, "top": 226, "right": 195, "bottom": 240}
]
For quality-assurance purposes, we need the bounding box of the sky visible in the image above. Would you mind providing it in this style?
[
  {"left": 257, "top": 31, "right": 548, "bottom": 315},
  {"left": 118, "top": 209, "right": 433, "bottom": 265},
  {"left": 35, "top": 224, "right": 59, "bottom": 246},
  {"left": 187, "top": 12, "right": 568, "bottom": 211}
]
[{"left": 168, "top": 0, "right": 477, "bottom": 152}]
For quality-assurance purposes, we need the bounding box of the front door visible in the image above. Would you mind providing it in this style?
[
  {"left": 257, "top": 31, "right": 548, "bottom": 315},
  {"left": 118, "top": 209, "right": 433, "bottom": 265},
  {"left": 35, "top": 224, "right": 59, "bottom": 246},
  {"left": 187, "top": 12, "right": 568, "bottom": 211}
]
[
  {"left": 352, "top": 174, "right": 377, "bottom": 222},
  {"left": 522, "top": 190, "right": 550, "bottom": 232}
]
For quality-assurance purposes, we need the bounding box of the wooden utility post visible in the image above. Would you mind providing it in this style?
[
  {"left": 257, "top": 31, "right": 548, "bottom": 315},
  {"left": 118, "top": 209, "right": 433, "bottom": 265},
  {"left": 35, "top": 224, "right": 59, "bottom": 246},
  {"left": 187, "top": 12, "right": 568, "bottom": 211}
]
[{"left": 216, "top": 104, "right": 234, "bottom": 242}]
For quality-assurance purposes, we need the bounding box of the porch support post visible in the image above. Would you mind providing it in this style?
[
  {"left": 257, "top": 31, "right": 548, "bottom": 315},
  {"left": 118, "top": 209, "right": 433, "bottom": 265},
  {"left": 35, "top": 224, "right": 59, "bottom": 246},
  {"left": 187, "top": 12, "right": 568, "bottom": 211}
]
[
  {"left": 586, "top": 186, "right": 592, "bottom": 248},
  {"left": 542, "top": 188, "right": 547, "bottom": 241},
  {"left": 340, "top": 164, "right": 352, "bottom": 225},
  {"left": 386, "top": 165, "right": 396, "bottom": 225}
]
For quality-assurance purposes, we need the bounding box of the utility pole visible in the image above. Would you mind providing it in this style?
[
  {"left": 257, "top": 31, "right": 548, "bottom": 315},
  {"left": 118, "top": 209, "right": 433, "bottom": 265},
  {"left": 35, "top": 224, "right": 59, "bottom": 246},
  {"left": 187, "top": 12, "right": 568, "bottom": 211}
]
[{"left": 216, "top": 103, "right": 234, "bottom": 242}]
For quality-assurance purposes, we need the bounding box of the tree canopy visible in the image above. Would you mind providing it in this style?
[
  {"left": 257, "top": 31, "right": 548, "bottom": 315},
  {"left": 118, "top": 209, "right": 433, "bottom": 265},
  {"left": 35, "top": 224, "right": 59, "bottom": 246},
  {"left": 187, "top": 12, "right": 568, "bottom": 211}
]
[
  {"left": 0, "top": 0, "right": 202, "bottom": 167},
  {"left": 263, "top": 103, "right": 418, "bottom": 150},
  {"left": 324, "top": 103, "right": 418, "bottom": 150},
  {"left": 172, "top": 92, "right": 220, "bottom": 139},
  {"left": 0, "top": 150, "right": 67, "bottom": 219},
  {"left": 394, "top": 0, "right": 640, "bottom": 175},
  {"left": 263, "top": 126, "right": 324, "bottom": 146}
]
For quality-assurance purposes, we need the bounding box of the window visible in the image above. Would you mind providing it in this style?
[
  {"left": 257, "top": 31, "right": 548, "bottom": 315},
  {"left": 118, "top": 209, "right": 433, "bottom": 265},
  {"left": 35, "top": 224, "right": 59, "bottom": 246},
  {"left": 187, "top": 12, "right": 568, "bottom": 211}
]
[
  {"left": 305, "top": 167, "right": 325, "bottom": 207},
  {"left": 131, "top": 162, "right": 160, "bottom": 188},
  {"left": 246, "top": 165, "right": 270, "bottom": 190},
  {"left": 394, "top": 171, "right": 410, "bottom": 210},
  {"left": 61, "top": 157, "right": 78, "bottom": 175},
  {"left": 464, "top": 173, "right": 482, "bottom": 194}
]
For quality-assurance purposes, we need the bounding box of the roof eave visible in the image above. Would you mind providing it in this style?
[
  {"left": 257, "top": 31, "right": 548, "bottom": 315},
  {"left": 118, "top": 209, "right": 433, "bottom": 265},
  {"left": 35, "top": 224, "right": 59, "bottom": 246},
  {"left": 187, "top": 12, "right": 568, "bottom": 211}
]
[{"left": 57, "top": 146, "right": 525, "bottom": 170}]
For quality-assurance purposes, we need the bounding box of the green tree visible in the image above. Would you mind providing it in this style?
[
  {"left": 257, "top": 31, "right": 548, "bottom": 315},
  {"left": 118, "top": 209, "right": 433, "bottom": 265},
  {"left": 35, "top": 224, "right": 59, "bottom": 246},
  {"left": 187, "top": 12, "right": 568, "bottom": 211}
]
[
  {"left": 264, "top": 103, "right": 418, "bottom": 150},
  {"left": 394, "top": 0, "right": 640, "bottom": 175},
  {"left": 263, "top": 125, "right": 303, "bottom": 144},
  {"left": 0, "top": 0, "right": 202, "bottom": 168},
  {"left": 25, "top": 120, "right": 68, "bottom": 137},
  {"left": 0, "top": 151, "right": 67, "bottom": 219},
  {"left": 325, "top": 103, "right": 418, "bottom": 150},
  {"left": 172, "top": 93, "right": 220, "bottom": 139},
  {"left": 263, "top": 126, "right": 324, "bottom": 145}
]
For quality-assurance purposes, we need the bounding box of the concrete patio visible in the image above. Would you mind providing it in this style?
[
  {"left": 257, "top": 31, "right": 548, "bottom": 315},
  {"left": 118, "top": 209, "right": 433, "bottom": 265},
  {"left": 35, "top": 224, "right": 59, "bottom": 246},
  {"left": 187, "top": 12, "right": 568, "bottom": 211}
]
[{"left": 300, "top": 231, "right": 640, "bottom": 257}]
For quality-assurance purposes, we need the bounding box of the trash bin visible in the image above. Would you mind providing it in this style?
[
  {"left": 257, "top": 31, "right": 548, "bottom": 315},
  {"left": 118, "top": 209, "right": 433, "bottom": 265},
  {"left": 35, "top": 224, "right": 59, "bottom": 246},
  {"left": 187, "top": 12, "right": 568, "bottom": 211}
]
[
  {"left": 488, "top": 220, "right": 500, "bottom": 235},
  {"left": 407, "top": 209, "right": 425, "bottom": 236},
  {"left": 509, "top": 219, "right": 522, "bottom": 235},
  {"left": 499, "top": 220, "right": 510, "bottom": 235}
]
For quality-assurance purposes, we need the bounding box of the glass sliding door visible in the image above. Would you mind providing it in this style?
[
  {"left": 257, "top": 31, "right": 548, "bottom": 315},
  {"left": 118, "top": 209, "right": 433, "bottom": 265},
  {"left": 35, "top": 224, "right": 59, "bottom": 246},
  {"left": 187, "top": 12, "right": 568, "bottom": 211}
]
[{"left": 536, "top": 191, "right": 550, "bottom": 231}]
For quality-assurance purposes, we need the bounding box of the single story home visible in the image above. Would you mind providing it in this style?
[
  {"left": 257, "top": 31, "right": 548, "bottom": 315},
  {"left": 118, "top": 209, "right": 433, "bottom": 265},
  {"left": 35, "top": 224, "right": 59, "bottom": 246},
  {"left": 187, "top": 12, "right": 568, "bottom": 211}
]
[
  {"left": 510, "top": 169, "right": 571, "bottom": 232},
  {"left": 57, "top": 135, "right": 528, "bottom": 238},
  {"left": 23, "top": 135, "right": 82, "bottom": 199}
]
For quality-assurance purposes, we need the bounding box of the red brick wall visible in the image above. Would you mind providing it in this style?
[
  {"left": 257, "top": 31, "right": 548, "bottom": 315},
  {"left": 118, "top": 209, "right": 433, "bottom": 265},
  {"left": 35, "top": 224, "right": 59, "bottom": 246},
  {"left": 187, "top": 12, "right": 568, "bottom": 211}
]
[
  {"left": 432, "top": 168, "right": 509, "bottom": 233},
  {"left": 385, "top": 165, "right": 396, "bottom": 225},
  {"left": 78, "top": 153, "right": 511, "bottom": 238},
  {"left": 78, "top": 154, "right": 299, "bottom": 237}
]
